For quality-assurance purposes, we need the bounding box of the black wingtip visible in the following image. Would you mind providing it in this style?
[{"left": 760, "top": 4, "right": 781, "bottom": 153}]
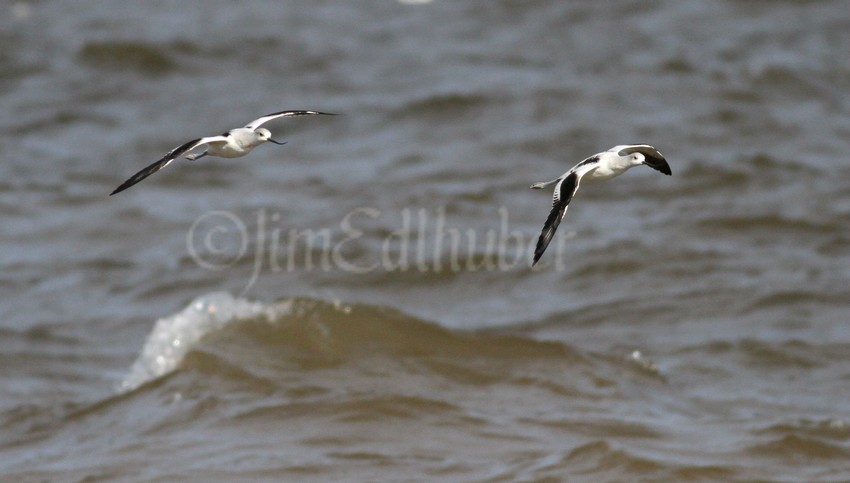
[
  {"left": 109, "top": 173, "right": 144, "bottom": 196},
  {"left": 532, "top": 234, "right": 549, "bottom": 267},
  {"left": 110, "top": 181, "right": 132, "bottom": 196},
  {"left": 109, "top": 182, "right": 132, "bottom": 196},
  {"left": 532, "top": 253, "right": 542, "bottom": 267},
  {"left": 297, "top": 110, "right": 338, "bottom": 116},
  {"left": 531, "top": 215, "right": 558, "bottom": 268}
]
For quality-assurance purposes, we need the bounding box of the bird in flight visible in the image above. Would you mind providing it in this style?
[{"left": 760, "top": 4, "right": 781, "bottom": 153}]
[
  {"left": 530, "top": 144, "right": 671, "bottom": 266},
  {"left": 110, "top": 110, "right": 335, "bottom": 195}
]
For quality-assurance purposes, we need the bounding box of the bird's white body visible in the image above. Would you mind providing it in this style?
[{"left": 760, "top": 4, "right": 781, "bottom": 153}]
[
  {"left": 530, "top": 144, "right": 671, "bottom": 265},
  {"left": 208, "top": 130, "right": 261, "bottom": 158},
  {"left": 583, "top": 146, "right": 646, "bottom": 180},
  {"left": 195, "top": 128, "right": 273, "bottom": 159}
]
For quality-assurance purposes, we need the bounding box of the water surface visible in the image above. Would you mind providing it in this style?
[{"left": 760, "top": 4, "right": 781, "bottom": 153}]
[{"left": 2, "top": 1, "right": 849, "bottom": 481}]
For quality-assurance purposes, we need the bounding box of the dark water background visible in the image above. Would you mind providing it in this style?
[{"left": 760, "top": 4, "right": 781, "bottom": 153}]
[{"left": 2, "top": 1, "right": 850, "bottom": 481}]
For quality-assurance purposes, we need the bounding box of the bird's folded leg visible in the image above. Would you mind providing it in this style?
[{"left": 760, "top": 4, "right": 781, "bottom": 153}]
[
  {"left": 530, "top": 179, "right": 560, "bottom": 190},
  {"left": 185, "top": 151, "right": 208, "bottom": 161}
]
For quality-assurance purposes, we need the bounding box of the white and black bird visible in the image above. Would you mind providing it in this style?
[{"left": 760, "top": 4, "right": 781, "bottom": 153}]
[
  {"left": 530, "top": 144, "right": 671, "bottom": 266},
  {"left": 110, "top": 110, "right": 335, "bottom": 195}
]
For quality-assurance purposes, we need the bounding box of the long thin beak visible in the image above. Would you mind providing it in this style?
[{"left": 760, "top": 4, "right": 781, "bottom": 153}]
[{"left": 268, "top": 138, "right": 287, "bottom": 145}]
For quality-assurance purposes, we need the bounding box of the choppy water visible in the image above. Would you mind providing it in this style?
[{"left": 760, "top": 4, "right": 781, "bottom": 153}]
[{"left": 2, "top": 0, "right": 850, "bottom": 481}]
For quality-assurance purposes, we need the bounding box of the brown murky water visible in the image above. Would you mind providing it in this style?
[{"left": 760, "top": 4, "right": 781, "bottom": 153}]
[{"left": 2, "top": 1, "right": 850, "bottom": 481}]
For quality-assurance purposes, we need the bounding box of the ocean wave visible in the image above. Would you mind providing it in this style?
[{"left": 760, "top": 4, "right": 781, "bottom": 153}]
[
  {"left": 119, "top": 292, "right": 283, "bottom": 392},
  {"left": 670, "top": 154, "right": 812, "bottom": 198},
  {"left": 119, "top": 291, "right": 585, "bottom": 393},
  {"left": 77, "top": 41, "right": 180, "bottom": 76},
  {"left": 387, "top": 91, "right": 494, "bottom": 121},
  {"left": 745, "top": 433, "right": 850, "bottom": 461},
  {"left": 695, "top": 212, "right": 835, "bottom": 238}
]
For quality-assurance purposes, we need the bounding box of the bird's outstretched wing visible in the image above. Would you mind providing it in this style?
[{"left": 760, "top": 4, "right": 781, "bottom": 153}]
[
  {"left": 533, "top": 172, "right": 580, "bottom": 266},
  {"left": 109, "top": 136, "right": 226, "bottom": 196},
  {"left": 243, "top": 110, "right": 336, "bottom": 131}
]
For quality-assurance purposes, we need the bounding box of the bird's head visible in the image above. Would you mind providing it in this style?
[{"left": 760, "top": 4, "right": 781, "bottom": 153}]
[
  {"left": 255, "top": 128, "right": 286, "bottom": 145},
  {"left": 616, "top": 144, "right": 671, "bottom": 175}
]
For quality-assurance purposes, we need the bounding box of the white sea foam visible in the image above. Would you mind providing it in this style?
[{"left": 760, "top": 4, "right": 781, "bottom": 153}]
[{"left": 119, "top": 292, "right": 287, "bottom": 392}]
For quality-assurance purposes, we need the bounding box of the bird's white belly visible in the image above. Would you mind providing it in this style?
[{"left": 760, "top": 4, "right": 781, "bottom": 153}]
[
  {"left": 208, "top": 140, "right": 254, "bottom": 158},
  {"left": 584, "top": 165, "right": 625, "bottom": 182}
]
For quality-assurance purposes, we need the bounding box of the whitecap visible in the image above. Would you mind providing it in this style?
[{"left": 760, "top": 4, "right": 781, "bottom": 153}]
[{"left": 118, "top": 291, "right": 288, "bottom": 392}]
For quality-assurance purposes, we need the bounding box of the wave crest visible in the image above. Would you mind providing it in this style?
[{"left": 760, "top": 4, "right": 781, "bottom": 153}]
[
  {"left": 119, "top": 292, "right": 286, "bottom": 391},
  {"left": 119, "top": 292, "right": 579, "bottom": 393}
]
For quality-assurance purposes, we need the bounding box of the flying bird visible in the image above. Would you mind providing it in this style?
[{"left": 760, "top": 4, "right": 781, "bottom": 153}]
[
  {"left": 110, "top": 110, "right": 335, "bottom": 195},
  {"left": 530, "top": 144, "right": 671, "bottom": 266}
]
